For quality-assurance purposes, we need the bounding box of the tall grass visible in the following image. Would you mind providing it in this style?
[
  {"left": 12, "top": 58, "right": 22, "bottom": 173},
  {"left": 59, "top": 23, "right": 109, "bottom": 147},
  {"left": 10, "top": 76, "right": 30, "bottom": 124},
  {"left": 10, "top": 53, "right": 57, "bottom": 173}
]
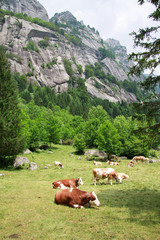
[{"left": 0, "top": 145, "right": 160, "bottom": 240}]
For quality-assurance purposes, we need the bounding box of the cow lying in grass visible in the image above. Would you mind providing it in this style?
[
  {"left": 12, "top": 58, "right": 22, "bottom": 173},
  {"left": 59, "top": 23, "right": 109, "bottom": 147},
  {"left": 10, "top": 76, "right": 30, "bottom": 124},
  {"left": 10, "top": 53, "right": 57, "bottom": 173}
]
[
  {"left": 93, "top": 168, "right": 122, "bottom": 186},
  {"left": 55, "top": 188, "right": 100, "bottom": 208},
  {"left": 107, "top": 161, "right": 119, "bottom": 166},
  {"left": 52, "top": 178, "right": 84, "bottom": 189},
  {"left": 93, "top": 161, "right": 102, "bottom": 166}
]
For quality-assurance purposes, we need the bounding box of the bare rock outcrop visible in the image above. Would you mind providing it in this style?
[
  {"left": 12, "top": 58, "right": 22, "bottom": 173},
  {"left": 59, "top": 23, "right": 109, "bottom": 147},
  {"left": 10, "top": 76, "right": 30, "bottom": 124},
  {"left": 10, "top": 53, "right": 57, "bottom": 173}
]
[{"left": 0, "top": 0, "right": 49, "bottom": 21}]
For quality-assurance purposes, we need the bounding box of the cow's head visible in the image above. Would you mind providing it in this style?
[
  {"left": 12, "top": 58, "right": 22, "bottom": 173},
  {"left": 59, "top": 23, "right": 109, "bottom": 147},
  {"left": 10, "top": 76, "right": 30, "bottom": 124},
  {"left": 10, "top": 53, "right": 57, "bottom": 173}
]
[
  {"left": 77, "top": 177, "right": 84, "bottom": 186},
  {"left": 88, "top": 191, "right": 100, "bottom": 207},
  {"left": 59, "top": 163, "right": 64, "bottom": 168},
  {"left": 117, "top": 174, "right": 122, "bottom": 183}
]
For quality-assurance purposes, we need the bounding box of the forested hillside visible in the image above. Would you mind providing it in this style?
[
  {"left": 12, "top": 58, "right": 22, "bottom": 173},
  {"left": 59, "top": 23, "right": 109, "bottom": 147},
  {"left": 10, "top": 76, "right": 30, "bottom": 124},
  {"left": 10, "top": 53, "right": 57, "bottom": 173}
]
[{"left": 0, "top": 0, "right": 159, "bottom": 166}]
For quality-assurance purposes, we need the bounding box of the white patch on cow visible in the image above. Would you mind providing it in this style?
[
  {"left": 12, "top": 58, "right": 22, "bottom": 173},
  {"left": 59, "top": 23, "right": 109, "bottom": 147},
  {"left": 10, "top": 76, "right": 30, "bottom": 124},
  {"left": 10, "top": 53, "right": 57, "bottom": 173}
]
[
  {"left": 73, "top": 204, "right": 83, "bottom": 208},
  {"left": 69, "top": 187, "right": 73, "bottom": 192},
  {"left": 60, "top": 184, "right": 68, "bottom": 189},
  {"left": 107, "top": 168, "right": 115, "bottom": 174},
  {"left": 89, "top": 191, "right": 100, "bottom": 207},
  {"left": 78, "top": 177, "right": 84, "bottom": 186}
]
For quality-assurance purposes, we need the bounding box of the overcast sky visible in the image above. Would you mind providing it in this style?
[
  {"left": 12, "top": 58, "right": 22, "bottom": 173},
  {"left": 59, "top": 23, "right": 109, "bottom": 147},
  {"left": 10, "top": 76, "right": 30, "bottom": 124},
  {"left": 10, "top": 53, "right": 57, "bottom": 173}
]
[{"left": 38, "top": 0, "right": 157, "bottom": 54}]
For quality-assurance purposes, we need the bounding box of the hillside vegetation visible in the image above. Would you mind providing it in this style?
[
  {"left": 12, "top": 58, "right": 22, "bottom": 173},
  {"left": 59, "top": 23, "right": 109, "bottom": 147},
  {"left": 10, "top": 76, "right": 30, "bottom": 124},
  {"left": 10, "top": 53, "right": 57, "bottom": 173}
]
[{"left": 0, "top": 145, "right": 160, "bottom": 240}]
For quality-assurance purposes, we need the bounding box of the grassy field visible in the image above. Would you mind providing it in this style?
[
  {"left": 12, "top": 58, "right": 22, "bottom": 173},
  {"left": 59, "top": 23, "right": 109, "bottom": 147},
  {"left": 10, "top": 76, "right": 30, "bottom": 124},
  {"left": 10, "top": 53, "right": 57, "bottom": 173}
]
[{"left": 0, "top": 145, "right": 160, "bottom": 240}]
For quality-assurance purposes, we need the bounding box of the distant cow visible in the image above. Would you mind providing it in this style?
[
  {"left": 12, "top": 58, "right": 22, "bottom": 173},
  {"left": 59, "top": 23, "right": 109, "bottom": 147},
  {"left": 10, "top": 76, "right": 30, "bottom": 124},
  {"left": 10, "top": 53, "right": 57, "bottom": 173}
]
[
  {"left": 55, "top": 188, "right": 100, "bottom": 208},
  {"left": 54, "top": 161, "right": 64, "bottom": 168},
  {"left": 93, "top": 168, "right": 122, "bottom": 186},
  {"left": 117, "top": 173, "right": 129, "bottom": 180},
  {"left": 128, "top": 160, "right": 135, "bottom": 167},
  {"left": 93, "top": 161, "right": 102, "bottom": 166},
  {"left": 132, "top": 156, "right": 149, "bottom": 163},
  {"left": 107, "top": 161, "right": 119, "bottom": 166},
  {"left": 52, "top": 178, "right": 84, "bottom": 189},
  {"left": 110, "top": 155, "right": 118, "bottom": 161}
]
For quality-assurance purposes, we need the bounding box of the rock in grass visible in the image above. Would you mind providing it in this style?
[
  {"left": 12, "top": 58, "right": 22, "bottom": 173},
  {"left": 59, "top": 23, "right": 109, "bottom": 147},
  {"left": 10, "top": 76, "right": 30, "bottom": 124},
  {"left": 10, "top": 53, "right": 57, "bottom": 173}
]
[
  {"left": 29, "top": 162, "right": 38, "bottom": 171},
  {"left": 13, "top": 157, "right": 30, "bottom": 169},
  {"left": 23, "top": 149, "right": 32, "bottom": 154}
]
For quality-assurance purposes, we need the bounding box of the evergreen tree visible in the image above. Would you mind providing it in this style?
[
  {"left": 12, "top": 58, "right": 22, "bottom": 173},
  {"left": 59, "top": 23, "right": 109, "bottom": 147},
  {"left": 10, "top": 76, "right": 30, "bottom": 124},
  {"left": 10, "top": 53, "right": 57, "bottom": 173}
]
[
  {"left": 129, "top": 0, "right": 160, "bottom": 147},
  {"left": 0, "top": 46, "right": 25, "bottom": 165}
]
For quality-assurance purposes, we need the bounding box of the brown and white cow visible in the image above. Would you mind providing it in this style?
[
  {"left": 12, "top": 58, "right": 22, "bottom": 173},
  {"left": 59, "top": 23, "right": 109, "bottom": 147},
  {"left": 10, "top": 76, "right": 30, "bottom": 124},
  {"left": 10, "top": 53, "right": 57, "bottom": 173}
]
[
  {"left": 52, "top": 178, "right": 84, "bottom": 189},
  {"left": 117, "top": 173, "right": 129, "bottom": 180},
  {"left": 128, "top": 160, "right": 135, "bottom": 167},
  {"left": 110, "top": 155, "right": 118, "bottom": 161},
  {"left": 55, "top": 188, "right": 100, "bottom": 208},
  {"left": 93, "top": 168, "right": 122, "bottom": 186},
  {"left": 54, "top": 161, "right": 64, "bottom": 168},
  {"left": 132, "top": 156, "right": 149, "bottom": 163},
  {"left": 93, "top": 161, "right": 102, "bottom": 166},
  {"left": 107, "top": 161, "right": 119, "bottom": 166}
]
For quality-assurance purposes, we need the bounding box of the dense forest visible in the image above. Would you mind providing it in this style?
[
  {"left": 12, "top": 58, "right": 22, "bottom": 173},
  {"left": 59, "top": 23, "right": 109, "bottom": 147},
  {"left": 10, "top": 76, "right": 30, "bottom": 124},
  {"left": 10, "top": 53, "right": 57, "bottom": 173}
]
[
  {"left": 0, "top": 0, "right": 159, "bottom": 166},
  {"left": 0, "top": 44, "right": 158, "bottom": 166}
]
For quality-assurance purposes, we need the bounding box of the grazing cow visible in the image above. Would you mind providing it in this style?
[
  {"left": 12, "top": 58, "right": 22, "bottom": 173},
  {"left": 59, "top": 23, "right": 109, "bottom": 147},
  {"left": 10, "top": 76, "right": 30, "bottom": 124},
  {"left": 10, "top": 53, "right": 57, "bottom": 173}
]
[
  {"left": 93, "top": 161, "right": 102, "bottom": 166},
  {"left": 107, "top": 161, "right": 119, "bottom": 166},
  {"left": 54, "top": 161, "right": 64, "bottom": 168},
  {"left": 93, "top": 168, "right": 122, "bottom": 186},
  {"left": 132, "top": 156, "right": 149, "bottom": 163},
  {"left": 117, "top": 173, "right": 129, "bottom": 180},
  {"left": 52, "top": 178, "right": 84, "bottom": 189},
  {"left": 55, "top": 188, "right": 100, "bottom": 208}
]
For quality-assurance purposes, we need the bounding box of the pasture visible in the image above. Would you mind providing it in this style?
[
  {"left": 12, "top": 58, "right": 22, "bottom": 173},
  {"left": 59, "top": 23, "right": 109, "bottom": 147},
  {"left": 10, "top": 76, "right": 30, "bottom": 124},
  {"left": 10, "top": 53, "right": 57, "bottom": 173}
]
[{"left": 0, "top": 145, "right": 160, "bottom": 240}]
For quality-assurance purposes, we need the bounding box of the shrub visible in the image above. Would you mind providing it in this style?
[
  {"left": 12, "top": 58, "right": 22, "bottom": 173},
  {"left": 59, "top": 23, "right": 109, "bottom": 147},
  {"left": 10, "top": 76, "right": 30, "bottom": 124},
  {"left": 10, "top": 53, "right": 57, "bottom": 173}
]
[{"left": 73, "top": 134, "right": 86, "bottom": 153}]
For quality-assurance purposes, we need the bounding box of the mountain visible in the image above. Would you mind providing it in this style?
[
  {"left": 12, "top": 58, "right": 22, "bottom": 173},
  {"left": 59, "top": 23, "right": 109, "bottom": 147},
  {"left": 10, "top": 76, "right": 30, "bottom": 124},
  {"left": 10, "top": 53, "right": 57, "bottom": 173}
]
[
  {"left": 0, "top": 2, "right": 140, "bottom": 103},
  {"left": 0, "top": 0, "right": 49, "bottom": 21}
]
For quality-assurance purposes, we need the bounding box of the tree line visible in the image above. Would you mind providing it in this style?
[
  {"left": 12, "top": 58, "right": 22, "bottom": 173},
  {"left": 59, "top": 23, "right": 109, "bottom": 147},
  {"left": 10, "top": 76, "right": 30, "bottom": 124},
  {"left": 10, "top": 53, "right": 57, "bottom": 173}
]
[{"left": 0, "top": 45, "right": 158, "bottom": 167}]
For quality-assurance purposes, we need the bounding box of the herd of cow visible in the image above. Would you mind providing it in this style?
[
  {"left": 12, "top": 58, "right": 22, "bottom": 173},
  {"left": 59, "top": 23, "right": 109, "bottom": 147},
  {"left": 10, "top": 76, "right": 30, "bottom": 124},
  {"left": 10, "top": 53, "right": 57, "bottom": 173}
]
[{"left": 53, "top": 156, "right": 147, "bottom": 208}]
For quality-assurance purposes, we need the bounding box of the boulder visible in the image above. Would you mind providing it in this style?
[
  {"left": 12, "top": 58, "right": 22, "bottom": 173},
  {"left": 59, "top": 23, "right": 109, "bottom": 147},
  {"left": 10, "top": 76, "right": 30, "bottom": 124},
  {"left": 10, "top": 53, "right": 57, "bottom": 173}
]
[
  {"left": 149, "top": 159, "right": 159, "bottom": 163},
  {"left": 84, "top": 150, "right": 106, "bottom": 157},
  {"left": 29, "top": 162, "right": 38, "bottom": 171},
  {"left": 119, "top": 156, "right": 128, "bottom": 160},
  {"left": 13, "top": 157, "right": 30, "bottom": 168},
  {"left": 23, "top": 149, "right": 32, "bottom": 154}
]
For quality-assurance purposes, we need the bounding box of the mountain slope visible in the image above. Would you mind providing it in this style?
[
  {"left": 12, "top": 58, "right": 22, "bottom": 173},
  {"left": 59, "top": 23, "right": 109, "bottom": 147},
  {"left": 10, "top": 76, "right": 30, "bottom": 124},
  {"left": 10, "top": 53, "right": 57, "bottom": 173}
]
[
  {"left": 0, "top": 0, "right": 49, "bottom": 21},
  {"left": 0, "top": 5, "right": 140, "bottom": 103}
]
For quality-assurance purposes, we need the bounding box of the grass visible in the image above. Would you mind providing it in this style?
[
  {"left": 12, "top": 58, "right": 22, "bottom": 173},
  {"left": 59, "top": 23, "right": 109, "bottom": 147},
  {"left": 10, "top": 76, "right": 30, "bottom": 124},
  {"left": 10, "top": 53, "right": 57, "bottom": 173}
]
[{"left": 0, "top": 144, "right": 160, "bottom": 240}]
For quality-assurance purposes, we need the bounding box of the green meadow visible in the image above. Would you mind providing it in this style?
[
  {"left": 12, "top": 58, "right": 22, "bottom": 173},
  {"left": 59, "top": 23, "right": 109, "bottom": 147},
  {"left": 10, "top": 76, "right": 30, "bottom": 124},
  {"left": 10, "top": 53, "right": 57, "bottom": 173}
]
[{"left": 0, "top": 145, "right": 160, "bottom": 240}]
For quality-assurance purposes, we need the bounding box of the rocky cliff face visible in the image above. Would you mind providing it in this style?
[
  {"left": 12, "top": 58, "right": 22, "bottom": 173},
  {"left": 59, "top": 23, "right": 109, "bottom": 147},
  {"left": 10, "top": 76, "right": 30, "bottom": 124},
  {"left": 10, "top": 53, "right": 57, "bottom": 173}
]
[
  {"left": 0, "top": 0, "right": 49, "bottom": 21},
  {"left": 0, "top": 8, "right": 138, "bottom": 103}
]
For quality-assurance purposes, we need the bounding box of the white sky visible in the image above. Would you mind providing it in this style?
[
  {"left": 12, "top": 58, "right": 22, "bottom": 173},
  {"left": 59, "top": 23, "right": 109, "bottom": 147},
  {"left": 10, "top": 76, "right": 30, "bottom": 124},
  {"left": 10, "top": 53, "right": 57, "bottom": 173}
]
[{"left": 38, "top": 0, "right": 158, "bottom": 54}]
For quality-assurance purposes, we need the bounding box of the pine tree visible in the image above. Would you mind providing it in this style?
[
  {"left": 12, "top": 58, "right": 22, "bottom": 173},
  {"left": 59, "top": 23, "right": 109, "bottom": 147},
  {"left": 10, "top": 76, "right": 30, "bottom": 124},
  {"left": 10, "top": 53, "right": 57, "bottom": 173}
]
[
  {"left": 0, "top": 46, "right": 25, "bottom": 165},
  {"left": 129, "top": 0, "right": 160, "bottom": 147}
]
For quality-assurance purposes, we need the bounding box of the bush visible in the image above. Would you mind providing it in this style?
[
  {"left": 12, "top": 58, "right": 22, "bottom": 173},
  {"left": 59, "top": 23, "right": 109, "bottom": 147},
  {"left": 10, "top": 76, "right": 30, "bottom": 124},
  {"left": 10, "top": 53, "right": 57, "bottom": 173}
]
[
  {"left": 73, "top": 134, "right": 86, "bottom": 153},
  {"left": 150, "top": 150, "right": 157, "bottom": 158},
  {"left": 63, "top": 139, "right": 74, "bottom": 145}
]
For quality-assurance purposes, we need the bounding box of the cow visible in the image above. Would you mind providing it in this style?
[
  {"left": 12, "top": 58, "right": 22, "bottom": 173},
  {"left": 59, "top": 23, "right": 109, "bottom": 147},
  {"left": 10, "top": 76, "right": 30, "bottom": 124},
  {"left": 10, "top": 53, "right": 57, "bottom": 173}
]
[
  {"left": 128, "top": 160, "right": 135, "bottom": 167},
  {"left": 132, "top": 156, "right": 149, "bottom": 163},
  {"left": 107, "top": 161, "right": 119, "bottom": 166},
  {"left": 117, "top": 173, "right": 129, "bottom": 180},
  {"left": 54, "top": 161, "right": 64, "bottom": 168},
  {"left": 93, "top": 168, "right": 122, "bottom": 186},
  {"left": 93, "top": 161, "right": 102, "bottom": 166},
  {"left": 110, "top": 155, "right": 118, "bottom": 161},
  {"left": 52, "top": 178, "right": 84, "bottom": 189},
  {"left": 55, "top": 188, "right": 100, "bottom": 208}
]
